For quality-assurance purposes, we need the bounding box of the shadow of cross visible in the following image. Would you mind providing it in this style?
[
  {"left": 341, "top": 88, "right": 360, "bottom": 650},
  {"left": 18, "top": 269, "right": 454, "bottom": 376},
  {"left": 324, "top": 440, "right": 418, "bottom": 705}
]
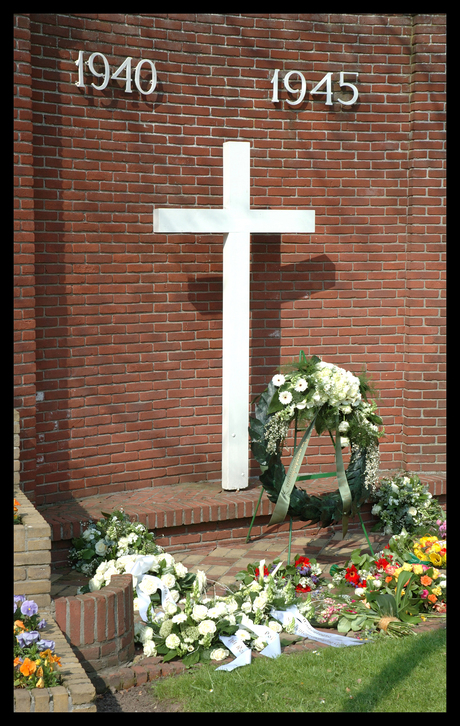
[{"left": 153, "top": 141, "right": 315, "bottom": 491}]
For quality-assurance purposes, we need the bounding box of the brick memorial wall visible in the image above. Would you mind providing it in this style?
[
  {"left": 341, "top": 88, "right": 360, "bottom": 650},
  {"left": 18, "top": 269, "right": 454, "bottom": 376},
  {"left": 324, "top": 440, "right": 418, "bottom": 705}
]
[{"left": 14, "top": 13, "right": 446, "bottom": 508}]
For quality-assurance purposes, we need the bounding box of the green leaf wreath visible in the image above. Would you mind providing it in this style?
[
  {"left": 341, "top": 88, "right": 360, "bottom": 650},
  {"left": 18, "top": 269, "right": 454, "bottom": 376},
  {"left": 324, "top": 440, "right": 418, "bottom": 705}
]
[{"left": 249, "top": 353, "right": 384, "bottom": 534}]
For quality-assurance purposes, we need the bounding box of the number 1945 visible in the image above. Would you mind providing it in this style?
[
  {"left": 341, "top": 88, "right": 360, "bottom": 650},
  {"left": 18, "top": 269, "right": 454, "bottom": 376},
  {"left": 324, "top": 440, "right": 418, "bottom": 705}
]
[{"left": 271, "top": 70, "right": 359, "bottom": 106}]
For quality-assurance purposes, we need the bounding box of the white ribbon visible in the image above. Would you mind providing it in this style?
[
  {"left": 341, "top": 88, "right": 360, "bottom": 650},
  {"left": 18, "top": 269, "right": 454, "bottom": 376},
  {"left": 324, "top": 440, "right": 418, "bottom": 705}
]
[
  {"left": 124, "top": 555, "right": 176, "bottom": 623},
  {"left": 270, "top": 604, "right": 365, "bottom": 648},
  {"left": 216, "top": 617, "right": 281, "bottom": 671}
]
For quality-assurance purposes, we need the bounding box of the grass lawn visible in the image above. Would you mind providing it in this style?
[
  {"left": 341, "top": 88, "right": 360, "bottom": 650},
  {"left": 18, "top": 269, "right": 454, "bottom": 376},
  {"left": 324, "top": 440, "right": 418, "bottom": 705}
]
[{"left": 151, "top": 627, "right": 446, "bottom": 712}]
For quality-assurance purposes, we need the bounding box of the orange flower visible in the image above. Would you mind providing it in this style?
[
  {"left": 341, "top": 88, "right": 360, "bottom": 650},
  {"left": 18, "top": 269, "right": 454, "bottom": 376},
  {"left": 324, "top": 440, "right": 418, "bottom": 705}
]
[
  {"left": 13, "top": 656, "right": 22, "bottom": 667},
  {"left": 428, "top": 593, "right": 437, "bottom": 603},
  {"left": 19, "top": 658, "right": 37, "bottom": 677},
  {"left": 14, "top": 620, "right": 26, "bottom": 631},
  {"left": 385, "top": 576, "right": 393, "bottom": 584},
  {"left": 420, "top": 575, "right": 432, "bottom": 586}
]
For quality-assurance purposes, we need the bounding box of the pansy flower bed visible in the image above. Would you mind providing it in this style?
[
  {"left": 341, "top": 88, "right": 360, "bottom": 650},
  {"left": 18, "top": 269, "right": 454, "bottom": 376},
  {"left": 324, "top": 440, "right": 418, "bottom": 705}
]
[{"left": 14, "top": 596, "right": 63, "bottom": 690}]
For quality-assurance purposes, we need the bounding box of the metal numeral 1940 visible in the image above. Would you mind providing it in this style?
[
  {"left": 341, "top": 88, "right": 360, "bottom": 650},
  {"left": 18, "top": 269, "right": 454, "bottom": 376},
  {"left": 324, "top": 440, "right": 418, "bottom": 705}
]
[{"left": 75, "top": 51, "right": 157, "bottom": 95}]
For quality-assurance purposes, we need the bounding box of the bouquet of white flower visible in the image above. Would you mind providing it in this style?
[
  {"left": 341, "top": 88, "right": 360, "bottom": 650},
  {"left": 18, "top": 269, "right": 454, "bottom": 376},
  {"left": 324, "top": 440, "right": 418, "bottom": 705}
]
[
  {"left": 371, "top": 473, "right": 445, "bottom": 536},
  {"left": 69, "top": 509, "right": 160, "bottom": 577}
]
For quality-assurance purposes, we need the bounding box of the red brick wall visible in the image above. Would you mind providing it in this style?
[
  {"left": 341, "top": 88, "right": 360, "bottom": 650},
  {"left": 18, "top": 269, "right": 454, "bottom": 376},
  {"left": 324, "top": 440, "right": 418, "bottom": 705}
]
[
  {"left": 13, "top": 13, "right": 446, "bottom": 505},
  {"left": 54, "top": 574, "right": 135, "bottom": 672}
]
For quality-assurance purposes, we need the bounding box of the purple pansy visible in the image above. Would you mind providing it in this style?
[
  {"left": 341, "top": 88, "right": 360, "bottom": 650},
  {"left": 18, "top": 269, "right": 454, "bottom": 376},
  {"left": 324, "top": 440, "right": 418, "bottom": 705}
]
[{"left": 20, "top": 600, "right": 39, "bottom": 617}]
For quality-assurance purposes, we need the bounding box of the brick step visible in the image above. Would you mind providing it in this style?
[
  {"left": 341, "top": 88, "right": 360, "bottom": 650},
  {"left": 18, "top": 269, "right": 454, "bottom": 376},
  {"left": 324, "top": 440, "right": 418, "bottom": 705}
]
[{"left": 37, "top": 474, "right": 446, "bottom": 568}]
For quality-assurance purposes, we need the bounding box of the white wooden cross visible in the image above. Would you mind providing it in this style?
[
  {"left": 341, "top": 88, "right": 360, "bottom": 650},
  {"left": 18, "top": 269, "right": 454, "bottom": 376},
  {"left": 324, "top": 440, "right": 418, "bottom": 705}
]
[{"left": 153, "top": 141, "right": 315, "bottom": 490}]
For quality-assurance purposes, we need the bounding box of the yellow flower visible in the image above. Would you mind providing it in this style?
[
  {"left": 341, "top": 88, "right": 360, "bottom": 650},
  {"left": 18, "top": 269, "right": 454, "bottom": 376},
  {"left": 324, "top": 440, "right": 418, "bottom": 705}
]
[
  {"left": 413, "top": 549, "right": 424, "bottom": 560},
  {"left": 413, "top": 565, "right": 423, "bottom": 575},
  {"left": 36, "top": 677, "right": 45, "bottom": 689},
  {"left": 402, "top": 563, "right": 412, "bottom": 572},
  {"left": 432, "top": 586, "right": 442, "bottom": 596},
  {"left": 393, "top": 568, "right": 403, "bottom": 579},
  {"left": 429, "top": 553, "right": 443, "bottom": 567},
  {"left": 431, "top": 568, "right": 440, "bottom": 580}
]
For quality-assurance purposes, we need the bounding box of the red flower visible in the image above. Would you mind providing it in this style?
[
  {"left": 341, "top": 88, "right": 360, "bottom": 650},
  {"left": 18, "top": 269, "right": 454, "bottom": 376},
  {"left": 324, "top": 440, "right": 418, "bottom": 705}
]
[
  {"left": 295, "top": 584, "right": 312, "bottom": 593},
  {"left": 255, "top": 566, "right": 269, "bottom": 579},
  {"left": 295, "top": 556, "right": 310, "bottom": 567},
  {"left": 375, "top": 557, "right": 390, "bottom": 570}
]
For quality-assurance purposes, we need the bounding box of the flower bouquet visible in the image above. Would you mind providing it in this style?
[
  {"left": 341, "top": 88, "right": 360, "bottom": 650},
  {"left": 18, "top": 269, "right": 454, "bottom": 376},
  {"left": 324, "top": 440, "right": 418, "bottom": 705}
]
[
  {"left": 79, "top": 550, "right": 200, "bottom": 610},
  {"left": 337, "top": 571, "right": 424, "bottom": 638},
  {"left": 330, "top": 547, "right": 402, "bottom": 595},
  {"left": 380, "top": 562, "right": 446, "bottom": 613},
  {"left": 298, "top": 592, "right": 359, "bottom": 629},
  {"left": 235, "top": 555, "right": 326, "bottom": 595},
  {"left": 387, "top": 529, "right": 447, "bottom": 568},
  {"left": 14, "top": 596, "right": 62, "bottom": 689},
  {"left": 136, "top": 570, "right": 295, "bottom": 666},
  {"left": 68, "top": 509, "right": 160, "bottom": 577},
  {"left": 371, "top": 472, "right": 445, "bottom": 536}
]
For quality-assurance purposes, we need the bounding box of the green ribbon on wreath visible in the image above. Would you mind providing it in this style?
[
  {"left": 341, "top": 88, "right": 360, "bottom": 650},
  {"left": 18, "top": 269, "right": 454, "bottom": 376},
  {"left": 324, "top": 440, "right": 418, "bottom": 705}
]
[
  {"left": 268, "top": 411, "right": 320, "bottom": 526},
  {"left": 334, "top": 415, "right": 352, "bottom": 538}
]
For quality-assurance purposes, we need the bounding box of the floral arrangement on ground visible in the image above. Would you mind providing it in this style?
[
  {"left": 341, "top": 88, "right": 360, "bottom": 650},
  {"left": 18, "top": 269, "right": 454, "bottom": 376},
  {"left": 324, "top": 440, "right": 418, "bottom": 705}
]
[
  {"left": 14, "top": 596, "right": 63, "bottom": 690},
  {"left": 67, "top": 504, "right": 446, "bottom": 670},
  {"left": 248, "top": 353, "right": 384, "bottom": 532}
]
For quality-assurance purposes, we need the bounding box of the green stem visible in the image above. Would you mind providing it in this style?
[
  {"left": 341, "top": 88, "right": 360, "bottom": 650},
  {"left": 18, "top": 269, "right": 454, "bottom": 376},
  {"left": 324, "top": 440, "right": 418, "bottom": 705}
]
[
  {"left": 246, "top": 488, "right": 264, "bottom": 543},
  {"left": 288, "top": 517, "right": 293, "bottom": 565}
]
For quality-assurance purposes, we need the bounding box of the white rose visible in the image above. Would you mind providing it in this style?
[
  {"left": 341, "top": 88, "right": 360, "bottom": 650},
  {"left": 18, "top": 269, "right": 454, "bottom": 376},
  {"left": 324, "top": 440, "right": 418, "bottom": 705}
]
[
  {"left": 159, "top": 553, "right": 175, "bottom": 567},
  {"left": 241, "top": 601, "right": 253, "bottom": 613},
  {"left": 143, "top": 640, "right": 157, "bottom": 657},
  {"left": 372, "top": 579, "right": 382, "bottom": 589},
  {"left": 371, "top": 504, "right": 381, "bottom": 515},
  {"left": 268, "top": 621, "right": 283, "bottom": 633},
  {"left": 198, "top": 619, "right": 217, "bottom": 636},
  {"left": 95, "top": 540, "right": 108, "bottom": 556},
  {"left": 191, "top": 604, "right": 208, "bottom": 621},
  {"left": 138, "top": 575, "right": 160, "bottom": 596},
  {"left": 82, "top": 528, "right": 95, "bottom": 541},
  {"left": 407, "top": 507, "right": 417, "bottom": 516},
  {"left": 165, "top": 634, "right": 181, "bottom": 650},
  {"left": 174, "top": 562, "right": 188, "bottom": 578},
  {"left": 161, "top": 573, "right": 176, "bottom": 589},
  {"left": 253, "top": 637, "right": 267, "bottom": 652},
  {"left": 164, "top": 600, "right": 178, "bottom": 616},
  {"left": 253, "top": 594, "right": 268, "bottom": 611},
  {"left": 210, "top": 648, "right": 229, "bottom": 661},
  {"left": 88, "top": 575, "right": 104, "bottom": 592},
  {"left": 225, "top": 598, "right": 239, "bottom": 613}
]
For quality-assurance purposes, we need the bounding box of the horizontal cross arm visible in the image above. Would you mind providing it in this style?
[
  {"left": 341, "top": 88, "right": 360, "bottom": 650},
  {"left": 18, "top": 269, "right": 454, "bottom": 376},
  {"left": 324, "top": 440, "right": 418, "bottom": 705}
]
[{"left": 153, "top": 208, "right": 315, "bottom": 234}]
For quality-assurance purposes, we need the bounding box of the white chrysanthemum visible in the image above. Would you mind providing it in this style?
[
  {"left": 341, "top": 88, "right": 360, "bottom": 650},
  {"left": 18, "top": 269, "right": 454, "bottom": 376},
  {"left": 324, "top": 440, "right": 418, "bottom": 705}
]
[
  {"left": 272, "top": 374, "right": 285, "bottom": 387},
  {"left": 235, "top": 628, "right": 251, "bottom": 641},
  {"left": 279, "top": 390, "right": 293, "bottom": 405},
  {"left": 172, "top": 612, "right": 187, "bottom": 624}
]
